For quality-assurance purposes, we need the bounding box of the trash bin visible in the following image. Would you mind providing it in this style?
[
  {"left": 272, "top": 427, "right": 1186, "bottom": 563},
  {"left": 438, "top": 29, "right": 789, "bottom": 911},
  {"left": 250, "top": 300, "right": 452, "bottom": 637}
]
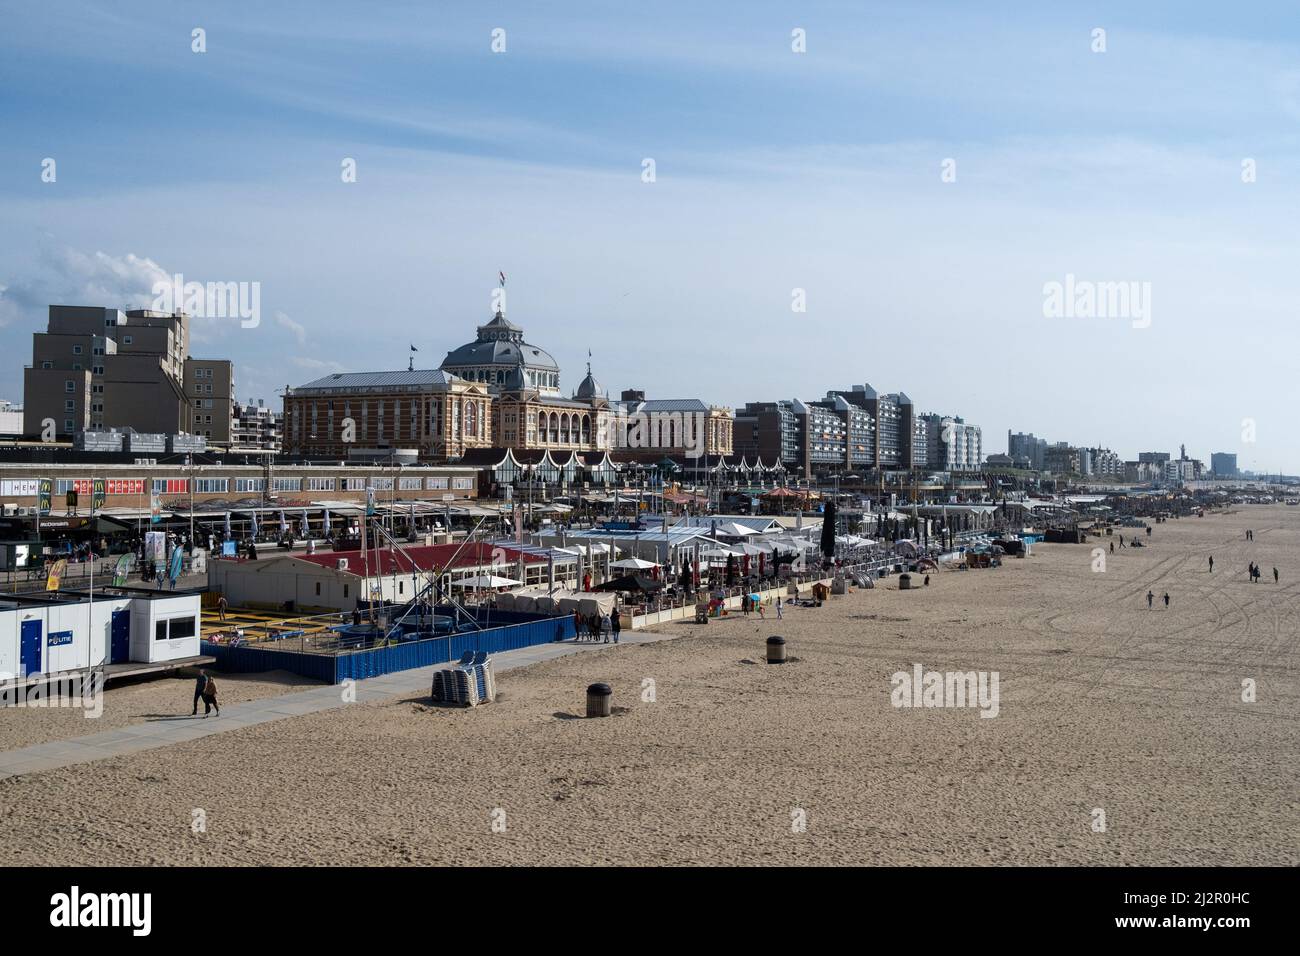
[
  {"left": 586, "top": 682, "right": 612, "bottom": 718},
  {"left": 766, "top": 636, "right": 787, "bottom": 664},
  {"left": 899, "top": 573, "right": 913, "bottom": 590}
]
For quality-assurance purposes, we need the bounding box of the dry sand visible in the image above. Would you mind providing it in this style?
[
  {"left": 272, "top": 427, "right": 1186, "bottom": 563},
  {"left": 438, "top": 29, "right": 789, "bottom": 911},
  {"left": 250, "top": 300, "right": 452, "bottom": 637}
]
[
  {"left": 0, "top": 506, "right": 1295, "bottom": 866},
  {"left": 0, "top": 671, "right": 321, "bottom": 752}
]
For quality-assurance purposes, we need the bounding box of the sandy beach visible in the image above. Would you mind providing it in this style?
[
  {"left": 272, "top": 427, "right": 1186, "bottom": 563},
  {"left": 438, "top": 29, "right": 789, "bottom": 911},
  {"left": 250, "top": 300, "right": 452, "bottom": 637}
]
[
  {"left": 0, "top": 505, "right": 1295, "bottom": 866},
  {"left": 0, "top": 671, "right": 321, "bottom": 752}
]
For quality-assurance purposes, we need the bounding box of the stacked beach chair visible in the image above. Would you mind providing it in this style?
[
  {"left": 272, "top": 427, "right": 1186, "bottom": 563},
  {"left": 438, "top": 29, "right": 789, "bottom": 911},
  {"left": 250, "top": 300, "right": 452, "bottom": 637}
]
[{"left": 430, "top": 651, "right": 497, "bottom": 707}]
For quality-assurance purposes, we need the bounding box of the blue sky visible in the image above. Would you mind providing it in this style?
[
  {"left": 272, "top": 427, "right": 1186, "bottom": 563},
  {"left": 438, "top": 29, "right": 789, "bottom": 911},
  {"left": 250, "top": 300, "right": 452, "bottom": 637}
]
[{"left": 2, "top": 1, "right": 1298, "bottom": 471}]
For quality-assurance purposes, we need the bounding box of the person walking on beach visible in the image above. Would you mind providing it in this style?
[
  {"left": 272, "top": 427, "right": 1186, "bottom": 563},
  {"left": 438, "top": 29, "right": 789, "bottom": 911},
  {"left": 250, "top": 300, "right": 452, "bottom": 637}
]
[
  {"left": 611, "top": 609, "right": 622, "bottom": 644},
  {"left": 201, "top": 674, "right": 220, "bottom": 717},
  {"left": 1110, "top": 541, "right": 1114, "bottom": 554},
  {"left": 573, "top": 609, "right": 583, "bottom": 641},
  {"left": 775, "top": 596, "right": 783, "bottom": 620},
  {"left": 1273, "top": 567, "right": 1279, "bottom": 584},
  {"left": 1163, "top": 592, "right": 1170, "bottom": 608},
  {"left": 757, "top": 600, "right": 765, "bottom": 620},
  {"left": 191, "top": 669, "right": 210, "bottom": 716},
  {"left": 216, "top": 594, "right": 228, "bottom": 621},
  {"left": 1146, "top": 590, "right": 1154, "bottom": 609},
  {"left": 1208, "top": 555, "right": 1213, "bottom": 573}
]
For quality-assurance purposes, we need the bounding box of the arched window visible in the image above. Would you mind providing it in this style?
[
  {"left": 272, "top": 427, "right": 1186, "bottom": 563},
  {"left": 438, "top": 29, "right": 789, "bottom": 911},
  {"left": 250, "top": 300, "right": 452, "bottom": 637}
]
[
  {"left": 581, "top": 415, "right": 591, "bottom": 444},
  {"left": 465, "top": 400, "right": 477, "bottom": 437}
]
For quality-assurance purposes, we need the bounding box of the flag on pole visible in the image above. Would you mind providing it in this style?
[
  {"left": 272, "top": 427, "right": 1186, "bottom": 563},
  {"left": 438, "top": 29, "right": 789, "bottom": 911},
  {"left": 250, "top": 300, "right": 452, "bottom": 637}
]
[
  {"left": 249, "top": 510, "right": 259, "bottom": 537},
  {"left": 168, "top": 545, "right": 184, "bottom": 583},
  {"left": 112, "top": 553, "right": 132, "bottom": 587},
  {"left": 223, "top": 510, "right": 232, "bottom": 540},
  {"left": 279, "top": 509, "right": 288, "bottom": 535},
  {"left": 323, "top": 508, "right": 331, "bottom": 533},
  {"left": 410, "top": 344, "right": 418, "bottom": 352},
  {"left": 498, "top": 271, "right": 506, "bottom": 286}
]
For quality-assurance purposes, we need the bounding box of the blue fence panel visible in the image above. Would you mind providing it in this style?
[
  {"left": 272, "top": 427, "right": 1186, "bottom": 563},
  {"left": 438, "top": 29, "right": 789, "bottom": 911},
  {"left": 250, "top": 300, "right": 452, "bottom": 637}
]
[
  {"left": 205, "top": 612, "right": 577, "bottom": 685},
  {"left": 201, "top": 641, "right": 338, "bottom": 683}
]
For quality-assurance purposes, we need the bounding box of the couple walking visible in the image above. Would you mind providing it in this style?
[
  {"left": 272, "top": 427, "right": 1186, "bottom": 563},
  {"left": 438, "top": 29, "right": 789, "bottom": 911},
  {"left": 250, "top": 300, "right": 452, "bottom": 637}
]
[{"left": 191, "top": 669, "right": 220, "bottom": 717}]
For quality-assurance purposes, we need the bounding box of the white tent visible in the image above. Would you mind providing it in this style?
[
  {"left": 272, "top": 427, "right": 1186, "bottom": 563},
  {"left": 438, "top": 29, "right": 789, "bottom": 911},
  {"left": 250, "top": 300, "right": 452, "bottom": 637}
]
[
  {"left": 451, "top": 574, "right": 523, "bottom": 589},
  {"left": 610, "top": 556, "right": 661, "bottom": 570},
  {"left": 713, "top": 521, "right": 760, "bottom": 537}
]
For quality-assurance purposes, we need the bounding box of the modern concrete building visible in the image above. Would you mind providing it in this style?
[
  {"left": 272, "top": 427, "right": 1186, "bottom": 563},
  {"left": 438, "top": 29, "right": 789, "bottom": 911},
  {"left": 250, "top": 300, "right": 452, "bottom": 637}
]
[
  {"left": 0, "top": 402, "right": 23, "bottom": 437},
  {"left": 1007, "top": 431, "right": 1048, "bottom": 471},
  {"left": 232, "top": 399, "right": 283, "bottom": 451},
  {"left": 732, "top": 400, "right": 800, "bottom": 469},
  {"left": 1210, "top": 452, "right": 1239, "bottom": 478},
  {"left": 22, "top": 305, "right": 231, "bottom": 440},
  {"left": 825, "top": 385, "right": 913, "bottom": 471},
  {"left": 183, "top": 358, "right": 234, "bottom": 444},
  {"left": 917, "top": 414, "right": 982, "bottom": 472}
]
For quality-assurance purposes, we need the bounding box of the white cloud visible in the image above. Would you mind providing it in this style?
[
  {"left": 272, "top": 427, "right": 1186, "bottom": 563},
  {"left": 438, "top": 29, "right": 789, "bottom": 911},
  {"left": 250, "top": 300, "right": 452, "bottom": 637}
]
[
  {"left": 275, "top": 310, "right": 308, "bottom": 345},
  {"left": 0, "top": 245, "right": 170, "bottom": 328}
]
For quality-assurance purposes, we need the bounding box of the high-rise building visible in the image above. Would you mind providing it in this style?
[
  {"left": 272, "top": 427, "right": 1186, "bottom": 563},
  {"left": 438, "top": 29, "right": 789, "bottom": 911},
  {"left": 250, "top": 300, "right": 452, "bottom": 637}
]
[
  {"left": 1210, "top": 452, "right": 1238, "bottom": 478},
  {"left": 919, "top": 414, "right": 982, "bottom": 471},
  {"left": 22, "top": 305, "right": 227, "bottom": 439},
  {"left": 183, "top": 358, "right": 234, "bottom": 444},
  {"left": 824, "top": 385, "right": 913, "bottom": 470},
  {"left": 1007, "top": 431, "right": 1047, "bottom": 470},
  {"left": 732, "top": 400, "right": 800, "bottom": 468}
]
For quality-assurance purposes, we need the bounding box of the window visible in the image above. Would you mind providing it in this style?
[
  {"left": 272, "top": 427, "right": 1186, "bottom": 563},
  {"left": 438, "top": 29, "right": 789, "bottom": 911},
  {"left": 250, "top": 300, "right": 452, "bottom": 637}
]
[
  {"left": 123, "top": 335, "right": 133, "bottom": 344},
  {"left": 64, "top": 400, "right": 74, "bottom": 412},
  {"left": 399, "top": 477, "right": 422, "bottom": 490},
  {"left": 72, "top": 345, "right": 82, "bottom": 354},
  {"left": 307, "top": 478, "right": 335, "bottom": 492},
  {"left": 72, "top": 364, "right": 82, "bottom": 371},
  {"left": 452, "top": 477, "right": 473, "bottom": 490},
  {"left": 315, "top": 582, "right": 321, "bottom": 596},
  {"left": 65, "top": 380, "right": 74, "bottom": 392},
  {"left": 344, "top": 585, "right": 349, "bottom": 598},
  {"left": 157, "top": 617, "right": 196, "bottom": 641},
  {"left": 41, "top": 361, "right": 52, "bottom": 369},
  {"left": 196, "top": 478, "right": 228, "bottom": 493},
  {"left": 64, "top": 419, "right": 73, "bottom": 431},
  {"left": 93, "top": 366, "right": 104, "bottom": 375},
  {"left": 168, "top": 618, "right": 196, "bottom": 640}
]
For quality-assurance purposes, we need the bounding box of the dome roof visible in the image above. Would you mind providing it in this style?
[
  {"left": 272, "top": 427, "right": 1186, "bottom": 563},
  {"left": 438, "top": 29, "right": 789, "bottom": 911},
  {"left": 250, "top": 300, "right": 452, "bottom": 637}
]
[
  {"left": 574, "top": 366, "right": 603, "bottom": 400},
  {"left": 502, "top": 365, "right": 527, "bottom": 390},
  {"left": 439, "top": 310, "right": 559, "bottom": 372}
]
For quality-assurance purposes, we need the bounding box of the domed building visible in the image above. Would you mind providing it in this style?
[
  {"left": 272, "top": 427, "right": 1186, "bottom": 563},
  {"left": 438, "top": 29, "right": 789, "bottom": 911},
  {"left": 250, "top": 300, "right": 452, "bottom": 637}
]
[{"left": 439, "top": 310, "right": 561, "bottom": 396}]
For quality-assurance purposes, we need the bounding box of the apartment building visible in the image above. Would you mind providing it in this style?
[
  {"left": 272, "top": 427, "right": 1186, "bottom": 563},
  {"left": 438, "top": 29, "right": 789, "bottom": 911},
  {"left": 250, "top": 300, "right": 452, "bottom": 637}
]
[
  {"left": 22, "top": 305, "right": 231, "bottom": 440},
  {"left": 183, "top": 358, "right": 234, "bottom": 443}
]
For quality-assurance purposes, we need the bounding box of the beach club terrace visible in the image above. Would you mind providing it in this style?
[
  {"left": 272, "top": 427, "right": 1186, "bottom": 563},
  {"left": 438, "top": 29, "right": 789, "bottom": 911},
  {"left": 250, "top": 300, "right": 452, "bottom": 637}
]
[{"left": 206, "top": 541, "right": 557, "bottom": 613}]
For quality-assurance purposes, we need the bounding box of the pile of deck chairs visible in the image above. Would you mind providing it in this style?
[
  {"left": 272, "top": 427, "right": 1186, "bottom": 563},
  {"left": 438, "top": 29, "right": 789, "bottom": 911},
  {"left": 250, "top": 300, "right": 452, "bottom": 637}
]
[{"left": 431, "top": 651, "right": 497, "bottom": 707}]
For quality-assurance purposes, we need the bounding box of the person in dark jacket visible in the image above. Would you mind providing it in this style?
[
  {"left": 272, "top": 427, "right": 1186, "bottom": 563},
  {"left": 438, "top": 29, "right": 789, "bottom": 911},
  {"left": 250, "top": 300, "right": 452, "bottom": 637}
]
[
  {"left": 192, "top": 670, "right": 210, "bottom": 715},
  {"left": 610, "top": 608, "right": 622, "bottom": 644}
]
